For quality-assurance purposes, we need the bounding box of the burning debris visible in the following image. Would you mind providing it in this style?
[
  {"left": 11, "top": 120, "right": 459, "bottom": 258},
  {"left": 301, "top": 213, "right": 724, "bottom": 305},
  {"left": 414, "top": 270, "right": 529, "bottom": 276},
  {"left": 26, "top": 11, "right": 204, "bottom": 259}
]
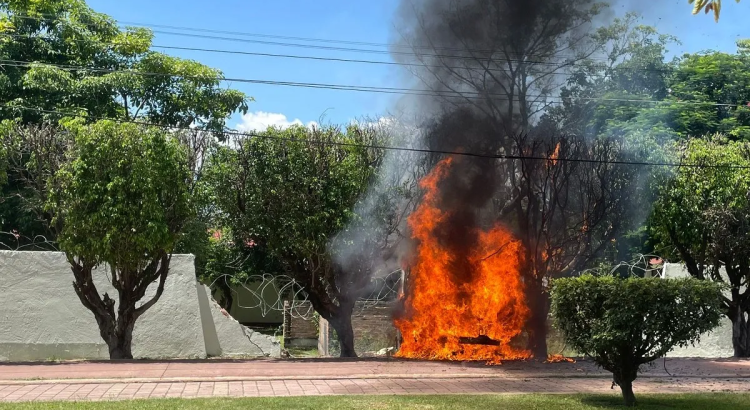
[{"left": 457, "top": 335, "right": 502, "bottom": 346}]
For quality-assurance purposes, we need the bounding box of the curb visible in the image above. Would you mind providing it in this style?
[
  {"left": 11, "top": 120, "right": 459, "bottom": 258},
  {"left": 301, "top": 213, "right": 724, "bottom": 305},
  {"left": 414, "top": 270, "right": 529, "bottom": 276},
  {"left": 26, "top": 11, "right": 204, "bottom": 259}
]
[{"left": 1, "top": 373, "right": 748, "bottom": 386}]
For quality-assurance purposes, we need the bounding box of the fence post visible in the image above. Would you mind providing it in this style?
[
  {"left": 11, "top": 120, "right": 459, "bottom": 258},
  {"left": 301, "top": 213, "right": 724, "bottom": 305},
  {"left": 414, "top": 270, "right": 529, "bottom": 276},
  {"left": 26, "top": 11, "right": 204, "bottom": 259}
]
[
  {"left": 318, "top": 316, "right": 329, "bottom": 356},
  {"left": 396, "top": 269, "right": 406, "bottom": 350},
  {"left": 283, "top": 300, "right": 291, "bottom": 347}
]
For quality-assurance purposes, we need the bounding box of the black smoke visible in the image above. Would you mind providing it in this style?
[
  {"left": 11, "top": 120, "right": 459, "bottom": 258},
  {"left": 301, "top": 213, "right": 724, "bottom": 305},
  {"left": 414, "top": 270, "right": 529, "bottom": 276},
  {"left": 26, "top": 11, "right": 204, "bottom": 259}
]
[{"left": 393, "top": 0, "right": 608, "bottom": 270}]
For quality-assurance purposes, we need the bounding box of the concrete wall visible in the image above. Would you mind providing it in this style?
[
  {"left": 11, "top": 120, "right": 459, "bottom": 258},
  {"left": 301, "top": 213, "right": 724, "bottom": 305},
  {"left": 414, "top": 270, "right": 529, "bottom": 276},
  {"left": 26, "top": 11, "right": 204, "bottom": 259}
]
[
  {"left": 662, "top": 263, "right": 734, "bottom": 358},
  {"left": 0, "top": 251, "right": 279, "bottom": 361},
  {"left": 198, "top": 284, "right": 280, "bottom": 358}
]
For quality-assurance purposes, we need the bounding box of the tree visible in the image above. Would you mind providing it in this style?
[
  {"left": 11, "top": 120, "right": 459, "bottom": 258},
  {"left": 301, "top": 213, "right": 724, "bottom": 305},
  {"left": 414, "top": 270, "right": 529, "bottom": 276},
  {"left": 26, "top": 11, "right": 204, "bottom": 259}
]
[
  {"left": 50, "top": 120, "right": 191, "bottom": 359},
  {"left": 541, "top": 15, "right": 678, "bottom": 139},
  {"left": 539, "top": 17, "right": 680, "bottom": 263},
  {"left": 551, "top": 274, "right": 724, "bottom": 406},
  {"left": 690, "top": 0, "right": 741, "bottom": 22},
  {"left": 0, "top": 121, "right": 73, "bottom": 240},
  {"left": 205, "top": 125, "right": 389, "bottom": 357},
  {"left": 0, "top": 0, "right": 248, "bottom": 244},
  {"left": 0, "top": 0, "right": 248, "bottom": 130},
  {"left": 665, "top": 42, "right": 750, "bottom": 141},
  {"left": 394, "top": 0, "right": 632, "bottom": 359},
  {"left": 495, "top": 131, "right": 644, "bottom": 358},
  {"left": 651, "top": 136, "right": 750, "bottom": 357}
]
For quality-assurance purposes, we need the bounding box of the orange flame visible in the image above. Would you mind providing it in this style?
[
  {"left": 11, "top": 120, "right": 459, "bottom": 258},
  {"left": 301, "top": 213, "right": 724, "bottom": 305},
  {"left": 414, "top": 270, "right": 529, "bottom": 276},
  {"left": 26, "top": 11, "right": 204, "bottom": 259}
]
[
  {"left": 548, "top": 142, "right": 561, "bottom": 167},
  {"left": 545, "top": 354, "right": 575, "bottom": 364},
  {"left": 395, "top": 157, "right": 530, "bottom": 364}
]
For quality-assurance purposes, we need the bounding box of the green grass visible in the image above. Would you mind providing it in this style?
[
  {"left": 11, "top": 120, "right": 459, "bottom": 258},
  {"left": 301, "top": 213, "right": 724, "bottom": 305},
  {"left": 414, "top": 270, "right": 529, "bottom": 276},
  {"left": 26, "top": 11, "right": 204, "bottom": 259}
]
[{"left": 1, "top": 394, "right": 748, "bottom": 409}]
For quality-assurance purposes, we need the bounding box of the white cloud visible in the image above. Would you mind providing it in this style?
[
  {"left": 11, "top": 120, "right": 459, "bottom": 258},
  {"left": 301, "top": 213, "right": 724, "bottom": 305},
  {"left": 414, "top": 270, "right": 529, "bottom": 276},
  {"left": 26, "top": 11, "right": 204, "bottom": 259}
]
[{"left": 236, "top": 111, "right": 318, "bottom": 132}]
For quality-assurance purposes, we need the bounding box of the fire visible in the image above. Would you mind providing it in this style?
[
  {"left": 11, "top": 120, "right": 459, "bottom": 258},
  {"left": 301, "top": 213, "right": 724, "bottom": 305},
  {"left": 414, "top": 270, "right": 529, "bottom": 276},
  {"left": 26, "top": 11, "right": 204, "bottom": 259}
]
[
  {"left": 395, "top": 157, "right": 530, "bottom": 364},
  {"left": 548, "top": 142, "right": 561, "bottom": 167},
  {"left": 545, "top": 354, "right": 575, "bottom": 364}
]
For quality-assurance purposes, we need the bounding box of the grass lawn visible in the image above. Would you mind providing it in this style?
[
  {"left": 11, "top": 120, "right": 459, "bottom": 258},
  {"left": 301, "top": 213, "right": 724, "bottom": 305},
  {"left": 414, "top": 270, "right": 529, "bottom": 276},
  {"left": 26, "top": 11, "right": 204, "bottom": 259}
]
[{"left": 1, "top": 394, "right": 748, "bottom": 409}]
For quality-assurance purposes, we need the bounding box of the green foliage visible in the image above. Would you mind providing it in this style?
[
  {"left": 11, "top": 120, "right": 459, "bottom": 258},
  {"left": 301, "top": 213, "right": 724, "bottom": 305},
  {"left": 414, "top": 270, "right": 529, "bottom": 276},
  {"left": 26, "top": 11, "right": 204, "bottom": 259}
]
[
  {"left": 541, "top": 15, "right": 678, "bottom": 138},
  {"left": 652, "top": 136, "right": 750, "bottom": 270},
  {"left": 552, "top": 276, "right": 724, "bottom": 360},
  {"left": 50, "top": 120, "right": 191, "bottom": 269},
  {"left": 0, "top": 0, "right": 249, "bottom": 246},
  {"left": 551, "top": 274, "right": 724, "bottom": 405},
  {"left": 0, "top": 120, "right": 73, "bottom": 239},
  {"left": 206, "top": 125, "right": 382, "bottom": 274},
  {"left": 665, "top": 44, "right": 750, "bottom": 140},
  {"left": 650, "top": 136, "right": 750, "bottom": 355},
  {"left": 0, "top": 122, "right": 7, "bottom": 187},
  {"left": 0, "top": 0, "right": 249, "bottom": 131}
]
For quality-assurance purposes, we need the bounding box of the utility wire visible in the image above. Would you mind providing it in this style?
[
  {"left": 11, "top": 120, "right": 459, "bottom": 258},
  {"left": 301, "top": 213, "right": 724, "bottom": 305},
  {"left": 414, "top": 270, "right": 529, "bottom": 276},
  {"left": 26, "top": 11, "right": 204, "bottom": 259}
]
[
  {"left": 0, "top": 58, "right": 738, "bottom": 108},
  {"left": 9, "top": 12, "right": 600, "bottom": 61},
  {"left": 3, "top": 104, "right": 749, "bottom": 170},
  {"left": 6, "top": 13, "right": 674, "bottom": 73},
  {"left": 147, "top": 44, "right": 669, "bottom": 76},
  {"left": 0, "top": 31, "right": 672, "bottom": 78}
]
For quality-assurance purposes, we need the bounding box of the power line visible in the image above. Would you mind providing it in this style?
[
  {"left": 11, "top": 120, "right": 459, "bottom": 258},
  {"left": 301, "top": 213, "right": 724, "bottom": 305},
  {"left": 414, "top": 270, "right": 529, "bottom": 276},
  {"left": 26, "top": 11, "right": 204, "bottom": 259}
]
[
  {"left": 148, "top": 44, "right": 669, "bottom": 76},
  {"left": 3, "top": 104, "right": 749, "bottom": 170},
  {"left": 8, "top": 13, "right": 673, "bottom": 73},
  {"left": 0, "top": 58, "right": 738, "bottom": 108},
  {"left": 10, "top": 12, "right": 591, "bottom": 60},
  {"left": 0, "top": 31, "right": 672, "bottom": 78}
]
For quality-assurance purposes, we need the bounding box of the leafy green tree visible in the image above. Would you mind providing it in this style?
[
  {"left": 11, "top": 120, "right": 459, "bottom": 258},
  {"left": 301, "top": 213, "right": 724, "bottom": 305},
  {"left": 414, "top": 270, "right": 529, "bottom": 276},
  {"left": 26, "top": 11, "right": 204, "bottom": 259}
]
[
  {"left": 205, "top": 125, "right": 387, "bottom": 357},
  {"left": 0, "top": 0, "right": 248, "bottom": 244},
  {"left": 541, "top": 14, "right": 678, "bottom": 139},
  {"left": 666, "top": 42, "right": 750, "bottom": 140},
  {"left": 551, "top": 274, "right": 724, "bottom": 406},
  {"left": 651, "top": 136, "right": 750, "bottom": 357},
  {"left": 0, "top": 0, "right": 248, "bottom": 129},
  {"left": 50, "top": 120, "right": 191, "bottom": 359}
]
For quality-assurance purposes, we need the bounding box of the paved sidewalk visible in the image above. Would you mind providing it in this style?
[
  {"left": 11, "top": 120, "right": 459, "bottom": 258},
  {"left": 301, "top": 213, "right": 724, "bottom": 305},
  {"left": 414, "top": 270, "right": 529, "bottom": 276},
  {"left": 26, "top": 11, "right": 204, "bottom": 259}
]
[{"left": 0, "top": 358, "right": 748, "bottom": 402}]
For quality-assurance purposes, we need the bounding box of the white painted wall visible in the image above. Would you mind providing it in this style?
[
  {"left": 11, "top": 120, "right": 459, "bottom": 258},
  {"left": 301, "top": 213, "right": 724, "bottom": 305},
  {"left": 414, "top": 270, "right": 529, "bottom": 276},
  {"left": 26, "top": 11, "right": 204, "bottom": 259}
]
[
  {"left": 0, "top": 251, "right": 279, "bottom": 361},
  {"left": 197, "top": 284, "right": 280, "bottom": 358},
  {"left": 662, "top": 263, "right": 734, "bottom": 358}
]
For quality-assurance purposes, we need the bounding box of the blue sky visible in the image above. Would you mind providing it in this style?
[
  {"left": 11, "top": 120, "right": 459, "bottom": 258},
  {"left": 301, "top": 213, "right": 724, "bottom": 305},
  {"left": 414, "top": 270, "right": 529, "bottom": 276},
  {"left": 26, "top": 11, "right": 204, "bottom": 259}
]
[{"left": 87, "top": 0, "right": 746, "bottom": 130}]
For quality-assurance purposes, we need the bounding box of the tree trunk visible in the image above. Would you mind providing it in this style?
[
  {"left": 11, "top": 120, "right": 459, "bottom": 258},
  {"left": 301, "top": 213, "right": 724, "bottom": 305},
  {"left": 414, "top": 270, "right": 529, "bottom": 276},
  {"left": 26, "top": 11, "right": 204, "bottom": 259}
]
[
  {"left": 69, "top": 254, "right": 171, "bottom": 361},
  {"left": 619, "top": 380, "right": 637, "bottom": 407},
  {"left": 106, "top": 332, "right": 134, "bottom": 360},
  {"left": 329, "top": 309, "right": 357, "bottom": 358},
  {"left": 101, "top": 293, "right": 139, "bottom": 360},
  {"left": 613, "top": 364, "right": 639, "bottom": 407},
  {"left": 526, "top": 280, "right": 549, "bottom": 358},
  {"left": 731, "top": 305, "right": 750, "bottom": 357}
]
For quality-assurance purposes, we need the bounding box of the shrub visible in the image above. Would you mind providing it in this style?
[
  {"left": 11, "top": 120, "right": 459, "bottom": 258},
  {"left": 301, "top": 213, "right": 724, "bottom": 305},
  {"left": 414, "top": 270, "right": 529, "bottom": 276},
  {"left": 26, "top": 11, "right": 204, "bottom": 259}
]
[{"left": 551, "top": 274, "right": 724, "bottom": 406}]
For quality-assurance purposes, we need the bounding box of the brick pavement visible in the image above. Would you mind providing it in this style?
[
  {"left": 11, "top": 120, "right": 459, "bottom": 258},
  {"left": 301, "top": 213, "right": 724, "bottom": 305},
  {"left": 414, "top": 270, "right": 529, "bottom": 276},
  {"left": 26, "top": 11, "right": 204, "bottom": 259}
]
[{"left": 0, "top": 358, "right": 748, "bottom": 402}]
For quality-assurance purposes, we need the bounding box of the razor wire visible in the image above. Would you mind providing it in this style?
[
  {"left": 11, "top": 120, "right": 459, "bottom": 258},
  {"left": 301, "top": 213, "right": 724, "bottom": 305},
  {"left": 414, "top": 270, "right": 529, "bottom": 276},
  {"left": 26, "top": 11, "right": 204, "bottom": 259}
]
[
  {"left": 206, "top": 267, "right": 405, "bottom": 321},
  {"left": 578, "top": 253, "right": 668, "bottom": 278},
  {"left": 0, "top": 231, "right": 59, "bottom": 251},
  {"left": 356, "top": 269, "right": 404, "bottom": 312},
  {"left": 207, "top": 271, "right": 316, "bottom": 320}
]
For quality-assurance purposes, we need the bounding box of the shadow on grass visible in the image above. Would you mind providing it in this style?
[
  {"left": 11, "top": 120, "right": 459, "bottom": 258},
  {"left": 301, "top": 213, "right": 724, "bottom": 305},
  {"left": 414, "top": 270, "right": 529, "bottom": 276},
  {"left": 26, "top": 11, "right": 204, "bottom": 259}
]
[{"left": 579, "top": 394, "right": 745, "bottom": 409}]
